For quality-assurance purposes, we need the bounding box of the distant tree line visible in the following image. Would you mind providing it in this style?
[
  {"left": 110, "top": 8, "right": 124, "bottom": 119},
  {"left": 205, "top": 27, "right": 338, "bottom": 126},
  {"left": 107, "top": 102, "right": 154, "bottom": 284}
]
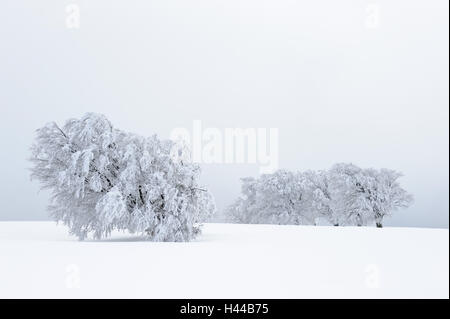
[{"left": 226, "top": 163, "right": 413, "bottom": 228}]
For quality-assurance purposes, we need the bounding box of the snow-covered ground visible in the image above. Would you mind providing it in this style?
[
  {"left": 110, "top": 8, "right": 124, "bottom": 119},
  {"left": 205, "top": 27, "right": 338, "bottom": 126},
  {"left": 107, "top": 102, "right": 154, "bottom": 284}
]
[{"left": 0, "top": 222, "right": 448, "bottom": 298}]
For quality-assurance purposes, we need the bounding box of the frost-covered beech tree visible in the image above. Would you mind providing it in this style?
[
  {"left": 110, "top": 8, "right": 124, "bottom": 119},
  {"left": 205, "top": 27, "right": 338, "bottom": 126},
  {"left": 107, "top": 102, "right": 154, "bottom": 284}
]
[
  {"left": 227, "top": 164, "right": 412, "bottom": 227},
  {"left": 327, "top": 163, "right": 370, "bottom": 226},
  {"left": 30, "top": 113, "right": 215, "bottom": 241},
  {"left": 302, "top": 170, "right": 337, "bottom": 225},
  {"left": 366, "top": 168, "right": 413, "bottom": 227},
  {"left": 329, "top": 164, "right": 413, "bottom": 227},
  {"left": 226, "top": 170, "right": 318, "bottom": 225}
]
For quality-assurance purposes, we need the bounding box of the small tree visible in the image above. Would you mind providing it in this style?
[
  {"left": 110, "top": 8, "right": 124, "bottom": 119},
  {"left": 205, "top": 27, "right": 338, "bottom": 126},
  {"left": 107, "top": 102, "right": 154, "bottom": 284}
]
[
  {"left": 226, "top": 170, "right": 317, "bottom": 225},
  {"left": 30, "top": 113, "right": 215, "bottom": 241},
  {"left": 328, "top": 163, "right": 373, "bottom": 226},
  {"left": 226, "top": 177, "right": 257, "bottom": 224},
  {"left": 327, "top": 163, "right": 413, "bottom": 227},
  {"left": 303, "top": 170, "right": 337, "bottom": 226},
  {"left": 357, "top": 168, "right": 413, "bottom": 227}
]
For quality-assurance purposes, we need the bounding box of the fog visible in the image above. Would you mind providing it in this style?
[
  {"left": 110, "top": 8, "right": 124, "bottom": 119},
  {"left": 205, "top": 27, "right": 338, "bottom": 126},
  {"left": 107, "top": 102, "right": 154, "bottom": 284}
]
[{"left": 0, "top": 0, "right": 448, "bottom": 227}]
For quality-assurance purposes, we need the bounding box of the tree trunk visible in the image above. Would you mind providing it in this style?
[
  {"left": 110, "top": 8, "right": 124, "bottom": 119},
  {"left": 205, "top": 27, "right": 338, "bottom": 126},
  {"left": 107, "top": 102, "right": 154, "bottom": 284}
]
[{"left": 376, "top": 222, "right": 383, "bottom": 228}]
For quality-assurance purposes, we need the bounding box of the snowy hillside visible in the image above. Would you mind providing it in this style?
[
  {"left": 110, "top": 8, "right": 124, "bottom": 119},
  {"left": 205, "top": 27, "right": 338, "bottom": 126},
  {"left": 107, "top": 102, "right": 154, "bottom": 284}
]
[{"left": 0, "top": 222, "right": 448, "bottom": 298}]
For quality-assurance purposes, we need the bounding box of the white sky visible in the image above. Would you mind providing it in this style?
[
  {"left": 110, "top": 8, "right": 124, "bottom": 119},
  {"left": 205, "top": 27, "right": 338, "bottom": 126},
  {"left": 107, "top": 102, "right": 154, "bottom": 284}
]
[{"left": 0, "top": 0, "right": 448, "bottom": 227}]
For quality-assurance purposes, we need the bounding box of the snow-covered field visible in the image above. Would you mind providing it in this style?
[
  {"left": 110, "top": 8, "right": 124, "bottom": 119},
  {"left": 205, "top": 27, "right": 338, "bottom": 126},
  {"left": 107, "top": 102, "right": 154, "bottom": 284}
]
[{"left": 0, "top": 222, "right": 448, "bottom": 298}]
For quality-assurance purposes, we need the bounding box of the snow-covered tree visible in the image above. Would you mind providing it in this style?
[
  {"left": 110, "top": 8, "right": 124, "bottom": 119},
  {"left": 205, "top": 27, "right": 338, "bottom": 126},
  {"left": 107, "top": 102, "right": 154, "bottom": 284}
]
[
  {"left": 370, "top": 168, "right": 413, "bottom": 227},
  {"left": 328, "top": 163, "right": 413, "bottom": 227},
  {"left": 227, "top": 164, "right": 412, "bottom": 227},
  {"left": 302, "top": 170, "right": 337, "bottom": 225},
  {"left": 226, "top": 170, "right": 317, "bottom": 225},
  {"left": 30, "top": 113, "right": 215, "bottom": 241},
  {"left": 354, "top": 167, "right": 413, "bottom": 227},
  {"left": 327, "top": 163, "right": 373, "bottom": 226}
]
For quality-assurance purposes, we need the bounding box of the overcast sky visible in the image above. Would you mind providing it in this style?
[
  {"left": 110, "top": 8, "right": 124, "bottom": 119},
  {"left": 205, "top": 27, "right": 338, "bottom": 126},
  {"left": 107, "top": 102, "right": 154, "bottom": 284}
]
[{"left": 0, "top": 0, "right": 448, "bottom": 227}]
